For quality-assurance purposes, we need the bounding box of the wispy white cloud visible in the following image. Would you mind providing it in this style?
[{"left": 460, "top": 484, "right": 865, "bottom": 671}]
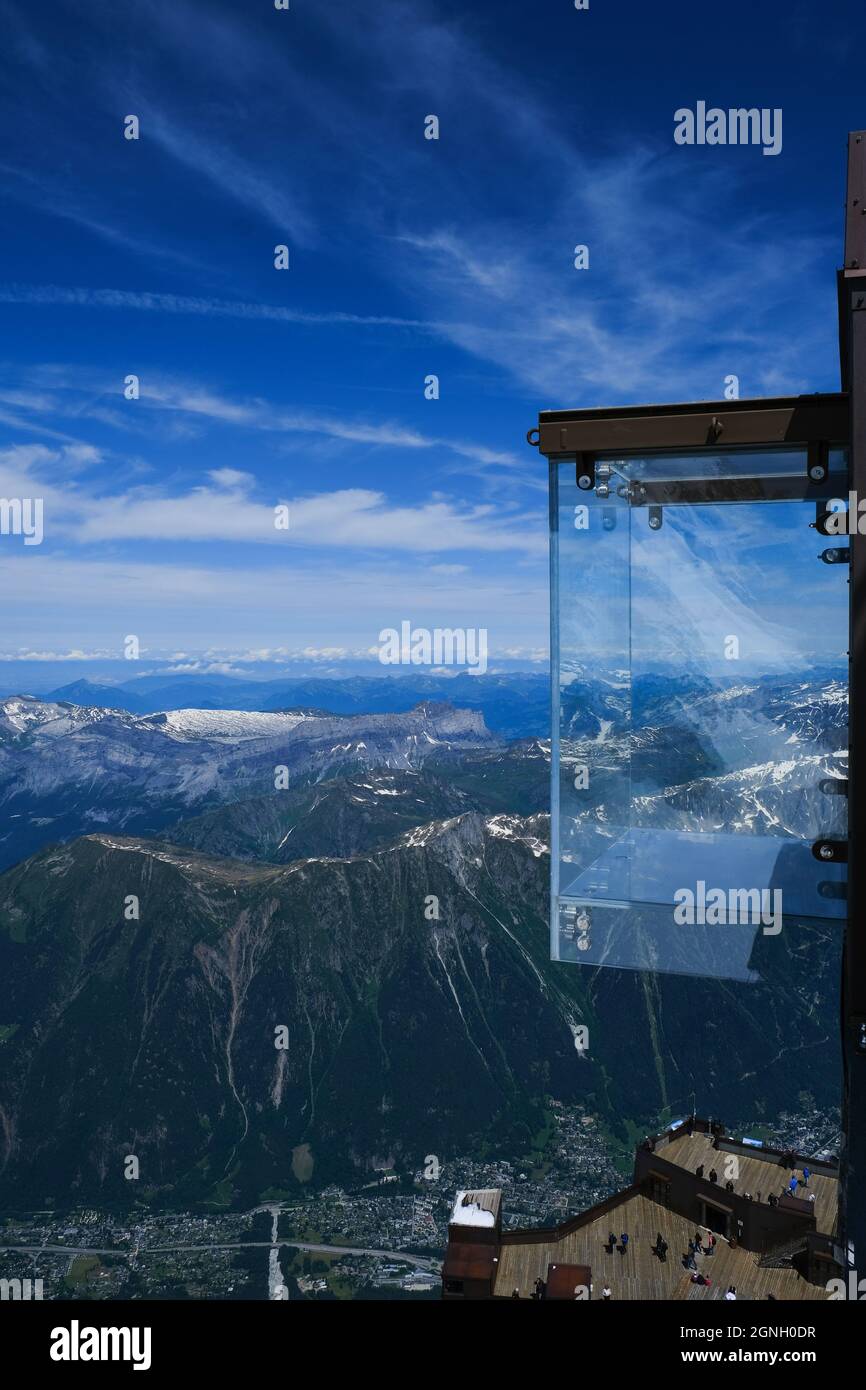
[
  {"left": 0, "top": 162, "right": 202, "bottom": 269},
  {"left": 0, "top": 442, "right": 541, "bottom": 553},
  {"left": 139, "top": 107, "right": 316, "bottom": 247},
  {"left": 0, "top": 648, "right": 114, "bottom": 662},
  {"left": 0, "top": 283, "right": 431, "bottom": 329},
  {"left": 72, "top": 481, "right": 542, "bottom": 554},
  {"left": 0, "top": 0, "right": 839, "bottom": 406},
  {"left": 148, "top": 380, "right": 524, "bottom": 470},
  {"left": 0, "top": 366, "right": 524, "bottom": 473}
]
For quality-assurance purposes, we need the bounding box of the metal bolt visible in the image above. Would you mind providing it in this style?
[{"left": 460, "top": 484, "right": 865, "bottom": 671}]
[
  {"left": 596, "top": 483, "right": 610, "bottom": 498},
  {"left": 577, "top": 474, "right": 592, "bottom": 490},
  {"left": 649, "top": 515, "right": 661, "bottom": 530},
  {"left": 809, "top": 464, "right": 827, "bottom": 481},
  {"left": 819, "top": 844, "right": 834, "bottom": 861}
]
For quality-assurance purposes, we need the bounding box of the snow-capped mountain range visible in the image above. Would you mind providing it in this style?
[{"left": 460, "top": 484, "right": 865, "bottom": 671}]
[
  {"left": 0, "top": 698, "right": 315, "bottom": 742},
  {"left": 0, "top": 675, "right": 848, "bottom": 1206},
  {"left": 0, "top": 695, "right": 498, "bottom": 870}
]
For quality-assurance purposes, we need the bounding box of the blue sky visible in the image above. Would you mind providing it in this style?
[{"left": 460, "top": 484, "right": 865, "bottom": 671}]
[{"left": 0, "top": 0, "right": 863, "bottom": 687}]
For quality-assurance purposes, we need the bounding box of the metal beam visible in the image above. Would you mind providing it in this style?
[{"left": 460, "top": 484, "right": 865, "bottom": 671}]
[
  {"left": 845, "top": 132, "right": 866, "bottom": 273},
  {"left": 534, "top": 394, "right": 848, "bottom": 458},
  {"left": 627, "top": 475, "right": 843, "bottom": 506},
  {"left": 839, "top": 130, "right": 866, "bottom": 1274}
]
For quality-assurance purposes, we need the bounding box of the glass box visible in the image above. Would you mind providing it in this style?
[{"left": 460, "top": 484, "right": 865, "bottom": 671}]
[{"left": 549, "top": 446, "right": 849, "bottom": 981}]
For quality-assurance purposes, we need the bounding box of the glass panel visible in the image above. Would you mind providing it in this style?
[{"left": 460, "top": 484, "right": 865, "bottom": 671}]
[{"left": 550, "top": 447, "right": 849, "bottom": 981}]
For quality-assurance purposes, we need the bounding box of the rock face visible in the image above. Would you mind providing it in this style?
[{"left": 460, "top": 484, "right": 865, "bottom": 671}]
[
  {"left": 0, "top": 815, "right": 562, "bottom": 1205},
  {"left": 0, "top": 807, "right": 840, "bottom": 1209},
  {"left": 160, "top": 770, "right": 480, "bottom": 863},
  {"left": 0, "top": 697, "right": 498, "bottom": 870},
  {"left": 0, "top": 676, "right": 846, "bottom": 1209}
]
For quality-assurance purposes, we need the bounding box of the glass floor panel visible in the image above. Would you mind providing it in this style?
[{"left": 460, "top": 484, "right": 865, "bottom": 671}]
[{"left": 560, "top": 827, "right": 847, "bottom": 922}]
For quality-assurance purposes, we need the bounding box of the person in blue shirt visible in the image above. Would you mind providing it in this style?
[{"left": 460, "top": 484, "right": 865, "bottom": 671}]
[
  {"left": 802, "top": 1166, "right": 810, "bottom": 1188},
  {"left": 789, "top": 1175, "right": 798, "bottom": 1197}
]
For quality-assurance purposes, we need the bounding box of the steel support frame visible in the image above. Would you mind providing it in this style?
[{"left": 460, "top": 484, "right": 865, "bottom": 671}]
[
  {"left": 533, "top": 394, "right": 848, "bottom": 459},
  {"left": 839, "top": 130, "right": 866, "bottom": 1273}
]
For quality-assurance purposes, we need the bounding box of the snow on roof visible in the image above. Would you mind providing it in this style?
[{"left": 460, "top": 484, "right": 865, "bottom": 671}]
[{"left": 450, "top": 1188, "right": 501, "bottom": 1228}]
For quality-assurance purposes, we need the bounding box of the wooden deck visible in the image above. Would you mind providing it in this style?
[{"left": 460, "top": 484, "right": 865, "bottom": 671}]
[
  {"left": 494, "top": 1192, "right": 830, "bottom": 1301},
  {"left": 663, "top": 1133, "right": 837, "bottom": 1236}
]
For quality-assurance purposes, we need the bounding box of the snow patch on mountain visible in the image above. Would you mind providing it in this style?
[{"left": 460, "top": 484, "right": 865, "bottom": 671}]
[{"left": 146, "top": 709, "right": 311, "bottom": 742}]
